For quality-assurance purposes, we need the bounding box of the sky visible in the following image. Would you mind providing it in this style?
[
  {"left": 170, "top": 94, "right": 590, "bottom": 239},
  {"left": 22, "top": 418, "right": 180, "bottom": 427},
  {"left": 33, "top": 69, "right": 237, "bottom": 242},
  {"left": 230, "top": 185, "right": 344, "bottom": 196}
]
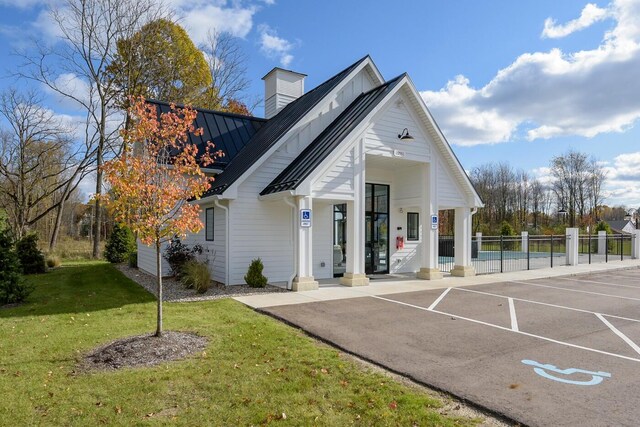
[{"left": 0, "top": 0, "right": 638, "bottom": 209}]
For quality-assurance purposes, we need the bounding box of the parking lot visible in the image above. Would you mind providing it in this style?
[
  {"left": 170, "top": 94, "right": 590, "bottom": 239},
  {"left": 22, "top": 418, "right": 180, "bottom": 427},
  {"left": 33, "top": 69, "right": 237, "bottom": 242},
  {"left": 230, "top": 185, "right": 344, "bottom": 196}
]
[{"left": 261, "top": 268, "right": 640, "bottom": 426}]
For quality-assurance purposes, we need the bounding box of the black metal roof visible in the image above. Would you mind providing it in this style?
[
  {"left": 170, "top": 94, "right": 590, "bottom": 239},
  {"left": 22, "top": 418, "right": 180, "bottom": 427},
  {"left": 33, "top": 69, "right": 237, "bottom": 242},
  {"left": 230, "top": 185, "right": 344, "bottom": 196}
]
[
  {"left": 146, "top": 99, "right": 266, "bottom": 168},
  {"left": 260, "top": 74, "right": 405, "bottom": 196},
  {"left": 203, "top": 55, "right": 371, "bottom": 196}
]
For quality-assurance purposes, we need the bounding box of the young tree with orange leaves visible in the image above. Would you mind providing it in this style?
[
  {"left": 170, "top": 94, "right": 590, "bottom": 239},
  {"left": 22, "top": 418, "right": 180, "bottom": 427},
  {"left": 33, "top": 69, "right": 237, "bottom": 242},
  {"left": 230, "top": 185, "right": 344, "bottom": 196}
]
[{"left": 102, "top": 97, "right": 220, "bottom": 337}]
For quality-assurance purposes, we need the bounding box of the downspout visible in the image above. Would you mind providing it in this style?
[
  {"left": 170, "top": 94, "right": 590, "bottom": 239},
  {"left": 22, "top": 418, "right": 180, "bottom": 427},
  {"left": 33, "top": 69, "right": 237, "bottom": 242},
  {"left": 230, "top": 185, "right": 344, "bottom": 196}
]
[
  {"left": 213, "top": 199, "right": 230, "bottom": 286},
  {"left": 284, "top": 196, "right": 298, "bottom": 290}
]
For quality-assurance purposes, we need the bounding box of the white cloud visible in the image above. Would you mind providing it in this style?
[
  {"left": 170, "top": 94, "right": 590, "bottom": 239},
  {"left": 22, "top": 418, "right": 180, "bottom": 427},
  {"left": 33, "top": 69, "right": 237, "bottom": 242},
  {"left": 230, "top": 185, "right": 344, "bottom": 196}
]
[
  {"left": 178, "top": 2, "right": 257, "bottom": 44},
  {"left": 601, "top": 151, "right": 640, "bottom": 207},
  {"left": 420, "top": 0, "right": 640, "bottom": 147},
  {"left": 258, "top": 24, "right": 295, "bottom": 67},
  {"left": 542, "top": 3, "right": 610, "bottom": 38}
]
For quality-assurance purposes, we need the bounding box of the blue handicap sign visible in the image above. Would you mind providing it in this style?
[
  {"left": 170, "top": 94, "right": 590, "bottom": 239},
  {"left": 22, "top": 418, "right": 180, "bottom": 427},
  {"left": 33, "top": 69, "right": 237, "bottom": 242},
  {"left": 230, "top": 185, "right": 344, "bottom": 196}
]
[
  {"left": 300, "top": 209, "right": 312, "bottom": 227},
  {"left": 521, "top": 359, "right": 611, "bottom": 386},
  {"left": 302, "top": 210, "right": 311, "bottom": 220}
]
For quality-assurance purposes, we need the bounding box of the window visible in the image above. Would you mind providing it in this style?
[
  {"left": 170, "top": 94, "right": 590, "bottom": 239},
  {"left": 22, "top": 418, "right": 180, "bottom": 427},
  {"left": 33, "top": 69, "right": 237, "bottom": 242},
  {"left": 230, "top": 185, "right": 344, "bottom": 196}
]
[
  {"left": 407, "top": 212, "right": 419, "bottom": 241},
  {"left": 205, "top": 208, "right": 214, "bottom": 241}
]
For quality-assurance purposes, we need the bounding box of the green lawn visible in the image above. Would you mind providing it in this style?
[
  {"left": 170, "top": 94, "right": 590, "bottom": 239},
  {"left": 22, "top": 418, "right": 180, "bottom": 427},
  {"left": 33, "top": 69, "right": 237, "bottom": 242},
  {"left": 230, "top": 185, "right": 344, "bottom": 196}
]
[{"left": 0, "top": 263, "right": 479, "bottom": 426}]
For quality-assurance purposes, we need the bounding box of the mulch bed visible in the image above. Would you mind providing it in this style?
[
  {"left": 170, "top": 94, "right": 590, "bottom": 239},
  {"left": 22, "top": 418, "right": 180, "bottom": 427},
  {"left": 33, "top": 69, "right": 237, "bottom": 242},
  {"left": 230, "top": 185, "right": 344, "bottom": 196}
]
[
  {"left": 115, "top": 264, "right": 289, "bottom": 302},
  {"left": 82, "top": 331, "right": 208, "bottom": 371}
]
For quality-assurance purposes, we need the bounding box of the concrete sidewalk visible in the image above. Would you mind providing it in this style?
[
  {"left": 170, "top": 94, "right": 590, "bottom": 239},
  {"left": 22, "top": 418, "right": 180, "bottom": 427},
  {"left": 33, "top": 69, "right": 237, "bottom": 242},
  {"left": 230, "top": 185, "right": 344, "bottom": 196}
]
[{"left": 234, "top": 260, "right": 640, "bottom": 308}]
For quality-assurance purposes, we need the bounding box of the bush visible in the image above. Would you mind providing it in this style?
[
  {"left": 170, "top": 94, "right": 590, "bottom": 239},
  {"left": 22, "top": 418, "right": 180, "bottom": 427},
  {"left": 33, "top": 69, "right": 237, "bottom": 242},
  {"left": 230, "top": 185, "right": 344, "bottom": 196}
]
[
  {"left": 128, "top": 251, "right": 138, "bottom": 268},
  {"left": 16, "top": 234, "right": 46, "bottom": 274},
  {"left": 180, "top": 260, "right": 211, "bottom": 293},
  {"left": 244, "top": 258, "right": 268, "bottom": 288},
  {"left": 0, "top": 229, "right": 32, "bottom": 305},
  {"left": 46, "top": 255, "right": 61, "bottom": 269},
  {"left": 105, "top": 223, "right": 135, "bottom": 263},
  {"left": 163, "top": 237, "right": 203, "bottom": 277}
]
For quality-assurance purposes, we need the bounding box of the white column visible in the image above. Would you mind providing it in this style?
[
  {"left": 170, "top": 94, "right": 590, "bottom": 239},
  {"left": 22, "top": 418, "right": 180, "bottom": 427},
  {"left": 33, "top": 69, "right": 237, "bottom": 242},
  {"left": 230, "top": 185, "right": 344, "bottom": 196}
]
[
  {"left": 417, "top": 162, "right": 442, "bottom": 280},
  {"left": 566, "top": 227, "right": 579, "bottom": 266},
  {"left": 598, "top": 230, "right": 607, "bottom": 255},
  {"left": 451, "top": 207, "right": 476, "bottom": 277},
  {"left": 292, "top": 196, "right": 318, "bottom": 291},
  {"left": 476, "top": 232, "right": 482, "bottom": 252},
  {"left": 340, "top": 139, "right": 369, "bottom": 287},
  {"left": 521, "top": 231, "right": 529, "bottom": 253},
  {"left": 632, "top": 230, "right": 640, "bottom": 259}
]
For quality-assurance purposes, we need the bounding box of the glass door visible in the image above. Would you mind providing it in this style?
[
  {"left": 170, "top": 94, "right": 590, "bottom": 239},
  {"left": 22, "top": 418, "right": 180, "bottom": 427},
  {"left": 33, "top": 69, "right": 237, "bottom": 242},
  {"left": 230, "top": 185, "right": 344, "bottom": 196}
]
[{"left": 365, "top": 183, "right": 389, "bottom": 274}]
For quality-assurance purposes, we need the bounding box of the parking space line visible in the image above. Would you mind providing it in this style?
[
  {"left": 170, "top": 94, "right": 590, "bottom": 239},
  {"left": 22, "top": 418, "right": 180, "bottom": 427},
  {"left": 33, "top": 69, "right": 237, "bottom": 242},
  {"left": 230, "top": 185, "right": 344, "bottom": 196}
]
[
  {"left": 509, "top": 280, "right": 640, "bottom": 302},
  {"left": 508, "top": 298, "right": 519, "bottom": 331},
  {"left": 370, "top": 295, "right": 640, "bottom": 364},
  {"left": 558, "top": 277, "right": 640, "bottom": 289},
  {"left": 596, "top": 313, "right": 640, "bottom": 356},
  {"left": 457, "top": 287, "right": 640, "bottom": 323},
  {"left": 427, "top": 287, "right": 452, "bottom": 311}
]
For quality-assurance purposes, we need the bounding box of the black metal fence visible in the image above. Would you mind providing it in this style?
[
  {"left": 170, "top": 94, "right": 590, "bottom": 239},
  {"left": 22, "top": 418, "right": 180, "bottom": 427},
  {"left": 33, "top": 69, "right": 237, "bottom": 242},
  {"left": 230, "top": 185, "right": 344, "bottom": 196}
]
[
  {"left": 438, "top": 232, "right": 636, "bottom": 275},
  {"left": 578, "top": 233, "right": 634, "bottom": 264},
  {"left": 439, "top": 234, "right": 569, "bottom": 275}
]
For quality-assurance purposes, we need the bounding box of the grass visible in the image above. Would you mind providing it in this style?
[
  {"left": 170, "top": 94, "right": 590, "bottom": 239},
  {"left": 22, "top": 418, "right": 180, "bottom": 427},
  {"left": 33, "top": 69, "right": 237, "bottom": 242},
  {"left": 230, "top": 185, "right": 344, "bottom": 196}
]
[
  {"left": 46, "top": 238, "right": 104, "bottom": 262},
  {"left": 0, "top": 262, "right": 479, "bottom": 426}
]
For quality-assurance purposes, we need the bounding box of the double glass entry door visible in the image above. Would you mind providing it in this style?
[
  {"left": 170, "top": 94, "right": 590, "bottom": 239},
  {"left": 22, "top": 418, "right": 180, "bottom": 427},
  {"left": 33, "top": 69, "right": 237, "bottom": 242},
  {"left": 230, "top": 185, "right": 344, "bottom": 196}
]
[{"left": 332, "top": 183, "right": 390, "bottom": 277}]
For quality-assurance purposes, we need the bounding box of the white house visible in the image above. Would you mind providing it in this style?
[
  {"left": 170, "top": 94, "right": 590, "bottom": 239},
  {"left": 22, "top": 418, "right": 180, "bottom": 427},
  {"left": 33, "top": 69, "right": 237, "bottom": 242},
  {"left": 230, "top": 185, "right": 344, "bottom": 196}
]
[{"left": 137, "top": 56, "right": 483, "bottom": 290}]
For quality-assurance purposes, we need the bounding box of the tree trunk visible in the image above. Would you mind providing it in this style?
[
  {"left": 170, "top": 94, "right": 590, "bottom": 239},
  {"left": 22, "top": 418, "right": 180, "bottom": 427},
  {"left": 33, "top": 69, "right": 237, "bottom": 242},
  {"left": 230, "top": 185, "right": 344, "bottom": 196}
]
[
  {"left": 49, "top": 200, "right": 65, "bottom": 251},
  {"left": 155, "top": 240, "right": 163, "bottom": 337},
  {"left": 92, "top": 143, "right": 103, "bottom": 258}
]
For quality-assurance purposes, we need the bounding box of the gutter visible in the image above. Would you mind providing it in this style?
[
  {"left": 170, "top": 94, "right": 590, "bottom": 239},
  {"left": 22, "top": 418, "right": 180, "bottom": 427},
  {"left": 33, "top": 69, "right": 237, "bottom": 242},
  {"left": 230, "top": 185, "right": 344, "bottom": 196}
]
[
  {"left": 284, "top": 196, "right": 298, "bottom": 290},
  {"left": 213, "top": 199, "right": 230, "bottom": 286}
]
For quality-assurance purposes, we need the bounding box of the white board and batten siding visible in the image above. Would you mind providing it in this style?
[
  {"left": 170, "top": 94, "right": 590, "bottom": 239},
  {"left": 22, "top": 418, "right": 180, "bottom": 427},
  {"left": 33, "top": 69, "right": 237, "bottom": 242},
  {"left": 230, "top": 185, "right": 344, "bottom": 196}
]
[
  {"left": 364, "top": 94, "right": 431, "bottom": 162},
  {"left": 311, "top": 146, "right": 355, "bottom": 199},
  {"left": 312, "top": 201, "right": 333, "bottom": 279},
  {"left": 436, "top": 156, "right": 467, "bottom": 208},
  {"left": 136, "top": 204, "right": 226, "bottom": 283}
]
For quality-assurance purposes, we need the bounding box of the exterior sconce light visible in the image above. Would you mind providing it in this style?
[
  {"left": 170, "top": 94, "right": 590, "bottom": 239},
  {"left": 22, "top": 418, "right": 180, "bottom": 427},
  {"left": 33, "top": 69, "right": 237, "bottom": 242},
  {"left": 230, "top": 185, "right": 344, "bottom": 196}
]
[{"left": 397, "top": 128, "right": 414, "bottom": 141}]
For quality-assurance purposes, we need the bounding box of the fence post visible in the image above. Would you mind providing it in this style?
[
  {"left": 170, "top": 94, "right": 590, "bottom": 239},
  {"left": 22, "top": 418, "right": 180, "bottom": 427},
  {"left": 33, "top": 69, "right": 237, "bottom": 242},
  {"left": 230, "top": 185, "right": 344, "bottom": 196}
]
[
  {"left": 632, "top": 230, "right": 640, "bottom": 259},
  {"left": 476, "top": 232, "right": 482, "bottom": 252},
  {"left": 620, "top": 234, "right": 624, "bottom": 261},
  {"left": 551, "top": 234, "right": 554, "bottom": 268},
  {"left": 598, "top": 230, "right": 607, "bottom": 255},
  {"left": 588, "top": 231, "right": 591, "bottom": 264},
  {"left": 500, "top": 235, "right": 504, "bottom": 273},
  {"left": 521, "top": 231, "right": 528, "bottom": 253},
  {"left": 566, "top": 228, "right": 579, "bottom": 266}
]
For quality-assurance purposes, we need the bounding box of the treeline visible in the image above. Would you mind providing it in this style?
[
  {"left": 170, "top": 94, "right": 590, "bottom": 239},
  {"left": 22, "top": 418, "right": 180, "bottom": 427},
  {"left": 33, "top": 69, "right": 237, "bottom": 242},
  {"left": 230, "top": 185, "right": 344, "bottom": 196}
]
[
  {"left": 468, "top": 149, "right": 611, "bottom": 235},
  {"left": 0, "top": 0, "right": 253, "bottom": 256}
]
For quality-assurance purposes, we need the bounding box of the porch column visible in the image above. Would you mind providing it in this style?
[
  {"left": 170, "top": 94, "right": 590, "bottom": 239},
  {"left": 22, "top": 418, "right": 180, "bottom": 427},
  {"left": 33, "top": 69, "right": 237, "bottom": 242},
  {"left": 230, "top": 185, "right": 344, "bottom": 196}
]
[
  {"left": 417, "top": 162, "right": 442, "bottom": 279},
  {"left": 451, "top": 207, "right": 476, "bottom": 276},
  {"left": 292, "top": 196, "right": 319, "bottom": 291},
  {"left": 340, "top": 139, "right": 369, "bottom": 287}
]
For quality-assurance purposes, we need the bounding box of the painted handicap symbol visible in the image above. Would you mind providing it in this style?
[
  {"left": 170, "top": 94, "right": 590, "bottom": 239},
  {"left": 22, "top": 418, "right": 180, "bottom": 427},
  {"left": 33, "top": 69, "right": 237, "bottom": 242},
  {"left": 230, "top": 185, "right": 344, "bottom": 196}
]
[{"left": 521, "top": 360, "right": 611, "bottom": 386}]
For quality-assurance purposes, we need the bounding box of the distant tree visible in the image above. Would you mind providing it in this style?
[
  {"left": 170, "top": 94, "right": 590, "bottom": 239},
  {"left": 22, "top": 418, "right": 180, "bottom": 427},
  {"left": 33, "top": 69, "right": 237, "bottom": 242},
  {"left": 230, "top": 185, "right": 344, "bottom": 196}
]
[
  {"left": 0, "top": 89, "right": 93, "bottom": 245},
  {"left": 19, "top": 0, "right": 166, "bottom": 258},
  {"left": 200, "top": 30, "right": 256, "bottom": 113},
  {"left": 101, "top": 97, "right": 220, "bottom": 337},
  {"left": 109, "top": 19, "right": 212, "bottom": 109}
]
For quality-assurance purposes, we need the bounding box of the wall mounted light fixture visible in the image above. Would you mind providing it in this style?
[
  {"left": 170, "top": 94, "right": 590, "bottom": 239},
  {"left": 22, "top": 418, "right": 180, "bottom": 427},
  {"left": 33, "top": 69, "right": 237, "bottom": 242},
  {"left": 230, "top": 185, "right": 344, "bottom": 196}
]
[{"left": 397, "top": 128, "right": 414, "bottom": 141}]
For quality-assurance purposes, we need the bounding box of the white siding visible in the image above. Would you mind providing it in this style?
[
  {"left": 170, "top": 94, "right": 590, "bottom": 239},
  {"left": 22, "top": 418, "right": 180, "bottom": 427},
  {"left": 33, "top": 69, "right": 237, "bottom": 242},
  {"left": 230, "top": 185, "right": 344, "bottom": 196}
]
[
  {"left": 436, "top": 156, "right": 466, "bottom": 208},
  {"left": 136, "top": 204, "right": 227, "bottom": 283},
  {"left": 365, "top": 93, "right": 431, "bottom": 162},
  {"left": 312, "top": 201, "right": 333, "bottom": 279},
  {"left": 137, "top": 240, "right": 171, "bottom": 277},
  {"left": 312, "top": 147, "right": 354, "bottom": 198}
]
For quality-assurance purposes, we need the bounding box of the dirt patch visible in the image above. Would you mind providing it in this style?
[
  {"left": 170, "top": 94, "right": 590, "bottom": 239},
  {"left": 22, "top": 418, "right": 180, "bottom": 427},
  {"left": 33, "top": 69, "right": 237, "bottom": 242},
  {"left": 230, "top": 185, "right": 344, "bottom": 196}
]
[{"left": 82, "top": 331, "right": 208, "bottom": 371}]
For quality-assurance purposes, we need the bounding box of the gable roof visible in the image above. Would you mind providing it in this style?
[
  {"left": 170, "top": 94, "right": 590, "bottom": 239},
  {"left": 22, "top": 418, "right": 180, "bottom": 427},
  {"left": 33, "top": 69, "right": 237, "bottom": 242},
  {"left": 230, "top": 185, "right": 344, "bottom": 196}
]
[
  {"left": 260, "top": 74, "right": 405, "bottom": 196},
  {"left": 202, "top": 55, "right": 372, "bottom": 197},
  {"left": 146, "top": 99, "right": 266, "bottom": 169},
  {"left": 607, "top": 220, "right": 634, "bottom": 233}
]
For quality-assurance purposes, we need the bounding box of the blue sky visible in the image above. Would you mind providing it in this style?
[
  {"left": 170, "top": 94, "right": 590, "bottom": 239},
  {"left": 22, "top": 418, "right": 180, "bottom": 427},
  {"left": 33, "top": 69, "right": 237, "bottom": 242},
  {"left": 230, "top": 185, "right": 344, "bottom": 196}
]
[{"left": 0, "top": 0, "right": 639, "bottom": 208}]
